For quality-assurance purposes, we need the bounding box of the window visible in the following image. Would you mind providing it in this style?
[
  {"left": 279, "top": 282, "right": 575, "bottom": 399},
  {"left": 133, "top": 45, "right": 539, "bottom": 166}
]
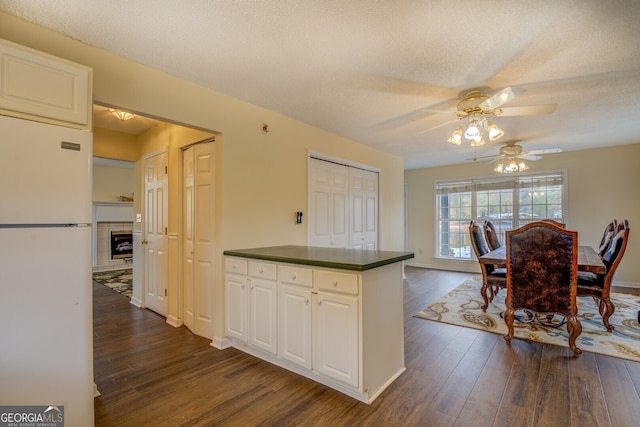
[{"left": 435, "top": 171, "right": 566, "bottom": 260}]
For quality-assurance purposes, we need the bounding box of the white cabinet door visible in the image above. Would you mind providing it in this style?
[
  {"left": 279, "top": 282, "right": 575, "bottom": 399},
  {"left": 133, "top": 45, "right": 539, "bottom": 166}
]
[
  {"left": 313, "top": 291, "right": 359, "bottom": 388},
  {"left": 248, "top": 278, "right": 278, "bottom": 354},
  {"left": 225, "top": 274, "right": 248, "bottom": 341},
  {"left": 0, "top": 38, "right": 92, "bottom": 128},
  {"left": 278, "top": 285, "right": 312, "bottom": 369}
]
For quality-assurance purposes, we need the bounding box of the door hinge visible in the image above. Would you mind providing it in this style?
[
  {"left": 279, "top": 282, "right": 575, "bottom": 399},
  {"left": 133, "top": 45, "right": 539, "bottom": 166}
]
[
  {"left": 164, "top": 289, "right": 167, "bottom": 297},
  {"left": 165, "top": 226, "right": 168, "bottom": 235},
  {"left": 165, "top": 165, "right": 168, "bottom": 174}
]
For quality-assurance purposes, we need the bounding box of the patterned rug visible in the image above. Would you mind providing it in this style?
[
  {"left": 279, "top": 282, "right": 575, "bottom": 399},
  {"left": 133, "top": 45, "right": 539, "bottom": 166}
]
[
  {"left": 93, "top": 269, "right": 133, "bottom": 299},
  {"left": 415, "top": 278, "right": 640, "bottom": 362}
]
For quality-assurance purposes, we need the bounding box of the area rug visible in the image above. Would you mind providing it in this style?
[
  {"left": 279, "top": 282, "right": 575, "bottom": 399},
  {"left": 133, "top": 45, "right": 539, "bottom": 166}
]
[
  {"left": 93, "top": 269, "right": 133, "bottom": 299},
  {"left": 414, "top": 278, "right": 640, "bottom": 362}
]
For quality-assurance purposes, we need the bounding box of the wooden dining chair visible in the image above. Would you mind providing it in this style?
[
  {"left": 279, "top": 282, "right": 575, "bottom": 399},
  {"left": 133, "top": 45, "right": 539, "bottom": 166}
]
[
  {"left": 504, "top": 221, "right": 582, "bottom": 357},
  {"left": 469, "top": 220, "right": 506, "bottom": 312},
  {"left": 483, "top": 220, "right": 502, "bottom": 251},
  {"left": 578, "top": 220, "right": 629, "bottom": 331},
  {"left": 597, "top": 219, "right": 618, "bottom": 258},
  {"left": 540, "top": 218, "right": 566, "bottom": 228}
]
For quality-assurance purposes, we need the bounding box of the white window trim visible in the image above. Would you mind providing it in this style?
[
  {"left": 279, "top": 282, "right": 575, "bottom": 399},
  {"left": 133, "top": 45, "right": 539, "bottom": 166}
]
[{"left": 433, "top": 169, "right": 568, "bottom": 261}]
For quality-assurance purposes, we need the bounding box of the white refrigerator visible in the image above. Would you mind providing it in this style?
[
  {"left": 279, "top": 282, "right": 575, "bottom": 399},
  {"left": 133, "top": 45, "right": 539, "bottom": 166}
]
[{"left": 0, "top": 114, "right": 94, "bottom": 425}]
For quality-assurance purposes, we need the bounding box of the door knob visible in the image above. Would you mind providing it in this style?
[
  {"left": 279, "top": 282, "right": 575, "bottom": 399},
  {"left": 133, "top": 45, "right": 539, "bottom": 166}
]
[{"left": 141, "top": 239, "right": 148, "bottom": 244}]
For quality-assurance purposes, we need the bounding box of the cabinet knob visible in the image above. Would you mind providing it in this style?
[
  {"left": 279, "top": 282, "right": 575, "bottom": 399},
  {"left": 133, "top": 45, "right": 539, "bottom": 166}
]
[
  {"left": 305, "top": 298, "right": 309, "bottom": 304},
  {"left": 292, "top": 275, "right": 297, "bottom": 280},
  {"left": 259, "top": 269, "right": 264, "bottom": 274},
  {"left": 332, "top": 280, "right": 338, "bottom": 287}
]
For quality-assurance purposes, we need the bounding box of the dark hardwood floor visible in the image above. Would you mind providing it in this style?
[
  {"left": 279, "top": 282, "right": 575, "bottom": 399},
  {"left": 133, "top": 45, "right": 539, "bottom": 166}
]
[{"left": 93, "top": 267, "right": 640, "bottom": 426}]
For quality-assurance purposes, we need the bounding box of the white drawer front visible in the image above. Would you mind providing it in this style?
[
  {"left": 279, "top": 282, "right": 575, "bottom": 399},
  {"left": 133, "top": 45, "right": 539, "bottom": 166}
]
[
  {"left": 225, "top": 257, "right": 248, "bottom": 275},
  {"left": 249, "top": 261, "right": 277, "bottom": 281},
  {"left": 315, "top": 270, "right": 359, "bottom": 295},
  {"left": 279, "top": 265, "right": 313, "bottom": 288}
]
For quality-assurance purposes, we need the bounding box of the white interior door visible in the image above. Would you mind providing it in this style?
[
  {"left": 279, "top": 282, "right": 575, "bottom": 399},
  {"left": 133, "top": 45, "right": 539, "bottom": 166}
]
[
  {"left": 144, "top": 151, "right": 168, "bottom": 316},
  {"left": 183, "top": 142, "right": 215, "bottom": 338},
  {"left": 309, "top": 157, "right": 378, "bottom": 249},
  {"left": 350, "top": 168, "right": 378, "bottom": 250},
  {"left": 309, "top": 158, "right": 348, "bottom": 248}
]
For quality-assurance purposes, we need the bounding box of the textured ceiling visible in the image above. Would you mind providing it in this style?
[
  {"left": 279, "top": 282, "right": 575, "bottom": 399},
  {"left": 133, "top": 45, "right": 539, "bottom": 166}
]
[{"left": 2, "top": 1, "right": 640, "bottom": 169}]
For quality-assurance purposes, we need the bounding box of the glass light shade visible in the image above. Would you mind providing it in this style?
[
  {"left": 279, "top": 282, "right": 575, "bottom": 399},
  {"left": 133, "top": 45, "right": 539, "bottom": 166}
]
[
  {"left": 487, "top": 120, "right": 504, "bottom": 141},
  {"left": 494, "top": 157, "right": 527, "bottom": 174},
  {"left": 470, "top": 136, "right": 485, "bottom": 147},
  {"left": 109, "top": 108, "right": 135, "bottom": 121},
  {"left": 464, "top": 120, "right": 481, "bottom": 141},
  {"left": 448, "top": 126, "right": 463, "bottom": 145}
]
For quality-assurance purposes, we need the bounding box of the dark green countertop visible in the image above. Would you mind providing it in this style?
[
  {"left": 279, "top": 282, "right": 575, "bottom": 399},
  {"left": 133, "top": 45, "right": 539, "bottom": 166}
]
[{"left": 223, "top": 245, "right": 415, "bottom": 271}]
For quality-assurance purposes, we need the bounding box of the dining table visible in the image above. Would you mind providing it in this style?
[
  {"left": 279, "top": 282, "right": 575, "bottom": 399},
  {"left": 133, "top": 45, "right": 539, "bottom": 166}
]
[{"left": 479, "top": 245, "right": 606, "bottom": 274}]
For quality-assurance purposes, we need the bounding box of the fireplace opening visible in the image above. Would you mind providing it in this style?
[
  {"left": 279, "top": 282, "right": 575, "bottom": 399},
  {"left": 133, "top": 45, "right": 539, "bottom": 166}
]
[{"left": 110, "top": 230, "right": 133, "bottom": 260}]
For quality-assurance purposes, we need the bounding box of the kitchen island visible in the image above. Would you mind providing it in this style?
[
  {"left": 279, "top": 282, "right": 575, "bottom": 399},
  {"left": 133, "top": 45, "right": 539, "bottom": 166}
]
[{"left": 223, "top": 245, "right": 414, "bottom": 403}]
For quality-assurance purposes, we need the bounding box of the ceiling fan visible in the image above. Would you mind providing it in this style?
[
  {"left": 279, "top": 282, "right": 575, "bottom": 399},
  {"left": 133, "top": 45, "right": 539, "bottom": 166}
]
[
  {"left": 416, "top": 87, "right": 557, "bottom": 146},
  {"left": 469, "top": 140, "right": 562, "bottom": 173}
]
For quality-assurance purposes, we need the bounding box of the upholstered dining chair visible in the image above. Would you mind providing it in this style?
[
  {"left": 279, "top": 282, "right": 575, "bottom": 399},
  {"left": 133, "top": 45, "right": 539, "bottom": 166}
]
[
  {"left": 578, "top": 220, "right": 630, "bottom": 332},
  {"left": 469, "top": 221, "right": 506, "bottom": 312},
  {"left": 483, "top": 220, "right": 502, "bottom": 251},
  {"left": 597, "top": 219, "right": 618, "bottom": 258},
  {"left": 540, "top": 218, "right": 566, "bottom": 228},
  {"left": 504, "top": 221, "right": 582, "bottom": 358}
]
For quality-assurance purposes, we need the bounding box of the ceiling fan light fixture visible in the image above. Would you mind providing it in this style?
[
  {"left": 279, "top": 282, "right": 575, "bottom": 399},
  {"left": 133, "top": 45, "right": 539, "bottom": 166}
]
[
  {"left": 464, "top": 119, "right": 482, "bottom": 141},
  {"left": 470, "top": 136, "right": 485, "bottom": 147},
  {"left": 109, "top": 108, "right": 135, "bottom": 121},
  {"left": 486, "top": 120, "right": 504, "bottom": 141},
  {"left": 495, "top": 157, "right": 528, "bottom": 174},
  {"left": 448, "top": 126, "right": 463, "bottom": 145}
]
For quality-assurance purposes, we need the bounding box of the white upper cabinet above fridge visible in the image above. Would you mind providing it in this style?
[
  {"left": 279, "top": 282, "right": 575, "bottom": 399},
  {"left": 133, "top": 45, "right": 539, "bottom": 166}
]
[{"left": 0, "top": 38, "right": 92, "bottom": 129}]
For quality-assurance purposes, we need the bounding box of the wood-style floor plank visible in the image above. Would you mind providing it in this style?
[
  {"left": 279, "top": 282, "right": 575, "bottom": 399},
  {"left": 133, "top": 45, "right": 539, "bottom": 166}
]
[{"left": 93, "top": 267, "right": 640, "bottom": 426}]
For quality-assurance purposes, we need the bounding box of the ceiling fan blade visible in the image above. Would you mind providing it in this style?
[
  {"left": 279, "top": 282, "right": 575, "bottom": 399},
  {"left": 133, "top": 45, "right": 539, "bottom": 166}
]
[
  {"left": 479, "top": 87, "right": 516, "bottom": 109},
  {"left": 415, "top": 108, "right": 456, "bottom": 114},
  {"left": 466, "top": 154, "right": 501, "bottom": 162},
  {"left": 521, "top": 154, "right": 542, "bottom": 161},
  {"left": 526, "top": 148, "right": 562, "bottom": 155},
  {"left": 416, "top": 118, "right": 459, "bottom": 135},
  {"left": 497, "top": 104, "right": 557, "bottom": 116}
]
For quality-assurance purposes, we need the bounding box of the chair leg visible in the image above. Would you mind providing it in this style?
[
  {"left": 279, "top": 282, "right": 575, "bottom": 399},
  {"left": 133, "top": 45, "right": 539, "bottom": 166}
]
[
  {"left": 601, "top": 298, "right": 616, "bottom": 332},
  {"left": 504, "top": 307, "right": 514, "bottom": 344},
  {"left": 567, "top": 315, "right": 583, "bottom": 358},
  {"left": 480, "top": 282, "right": 489, "bottom": 312}
]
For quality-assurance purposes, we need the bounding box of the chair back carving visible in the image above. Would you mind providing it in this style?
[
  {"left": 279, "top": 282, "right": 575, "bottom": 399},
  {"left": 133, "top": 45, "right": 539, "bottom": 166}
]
[
  {"left": 504, "top": 221, "right": 582, "bottom": 357},
  {"left": 483, "top": 220, "right": 502, "bottom": 251},
  {"left": 540, "top": 218, "right": 566, "bottom": 228}
]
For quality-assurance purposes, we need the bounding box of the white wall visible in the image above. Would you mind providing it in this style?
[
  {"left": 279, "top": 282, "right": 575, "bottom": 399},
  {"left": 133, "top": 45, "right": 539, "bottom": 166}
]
[
  {"left": 93, "top": 159, "right": 135, "bottom": 202},
  {"left": 405, "top": 143, "right": 640, "bottom": 288}
]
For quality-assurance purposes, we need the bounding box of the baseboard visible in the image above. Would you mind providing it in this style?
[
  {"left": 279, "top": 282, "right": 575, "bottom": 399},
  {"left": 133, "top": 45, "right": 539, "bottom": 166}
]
[
  {"left": 129, "top": 297, "right": 142, "bottom": 308},
  {"left": 166, "top": 315, "right": 182, "bottom": 328},
  {"left": 211, "top": 336, "right": 231, "bottom": 350}
]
